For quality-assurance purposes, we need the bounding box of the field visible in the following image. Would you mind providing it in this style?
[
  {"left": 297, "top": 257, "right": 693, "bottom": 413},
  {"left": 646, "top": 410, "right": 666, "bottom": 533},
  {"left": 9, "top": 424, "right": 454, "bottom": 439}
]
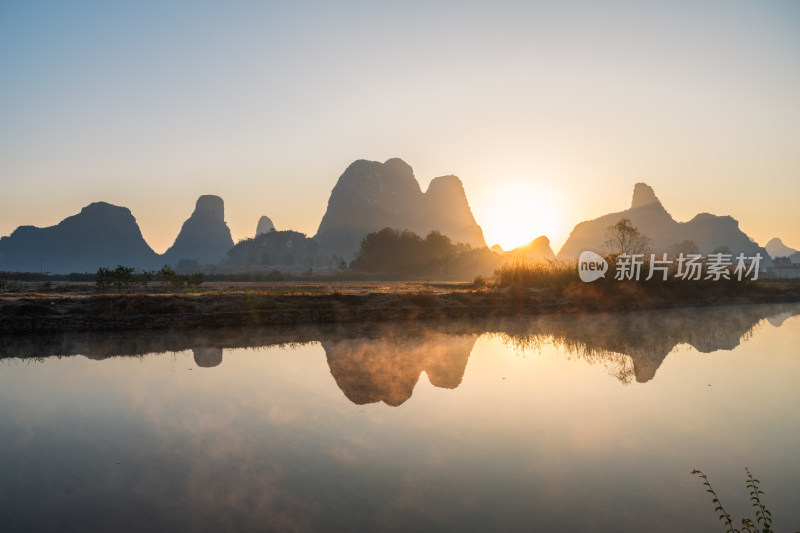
[{"left": 2, "top": 276, "right": 799, "bottom": 334}]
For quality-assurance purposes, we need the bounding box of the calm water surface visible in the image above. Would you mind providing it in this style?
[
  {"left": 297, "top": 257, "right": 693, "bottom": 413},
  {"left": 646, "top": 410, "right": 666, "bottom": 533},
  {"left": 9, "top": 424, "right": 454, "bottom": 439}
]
[{"left": 1, "top": 304, "right": 799, "bottom": 532}]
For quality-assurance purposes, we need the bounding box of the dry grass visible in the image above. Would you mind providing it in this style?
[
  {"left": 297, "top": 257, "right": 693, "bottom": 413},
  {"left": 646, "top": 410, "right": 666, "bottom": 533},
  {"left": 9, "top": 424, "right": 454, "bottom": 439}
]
[
  {"left": 2, "top": 276, "right": 799, "bottom": 334},
  {"left": 492, "top": 259, "right": 579, "bottom": 288}
]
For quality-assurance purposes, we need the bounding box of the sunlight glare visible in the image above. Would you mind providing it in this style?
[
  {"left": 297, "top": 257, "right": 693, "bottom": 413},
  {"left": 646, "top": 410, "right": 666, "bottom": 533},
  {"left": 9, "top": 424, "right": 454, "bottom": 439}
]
[{"left": 480, "top": 178, "right": 567, "bottom": 251}]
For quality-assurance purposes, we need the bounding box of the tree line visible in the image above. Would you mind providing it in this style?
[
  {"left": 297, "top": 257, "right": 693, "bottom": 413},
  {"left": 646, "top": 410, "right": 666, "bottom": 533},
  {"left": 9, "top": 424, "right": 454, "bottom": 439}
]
[
  {"left": 95, "top": 265, "right": 204, "bottom": 292},
  {"left": 349, "top": 227, "right": 500, "bottom": 278}
]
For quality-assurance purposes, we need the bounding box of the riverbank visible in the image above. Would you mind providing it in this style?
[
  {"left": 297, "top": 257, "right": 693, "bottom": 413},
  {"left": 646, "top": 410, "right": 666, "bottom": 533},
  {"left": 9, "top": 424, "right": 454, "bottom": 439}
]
[{"left": 1, "top": 281, "right": 799, "bottom": 333}]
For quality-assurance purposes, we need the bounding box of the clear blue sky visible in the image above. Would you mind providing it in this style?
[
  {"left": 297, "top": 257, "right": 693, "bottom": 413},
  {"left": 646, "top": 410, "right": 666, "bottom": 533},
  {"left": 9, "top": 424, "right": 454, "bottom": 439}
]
[{"left": 2, "top": 0, "right": 799, "bottom": 252}]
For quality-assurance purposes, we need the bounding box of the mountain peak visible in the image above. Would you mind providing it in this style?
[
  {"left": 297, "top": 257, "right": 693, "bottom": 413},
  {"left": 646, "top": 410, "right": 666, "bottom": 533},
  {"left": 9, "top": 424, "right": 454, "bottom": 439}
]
[
  {"left": 0, "top": 201, "right": 158, "bottom": 273},
  {"left": 631, "top": 183, "right": 661, "bottom": 209},
  {"left": 194, "top": 195, "right": 225, "bottom": 221},
  {"left": 256, "top": 215, "right": 276, "bottom": 236},
  {"left": 314, "top": 158, "right": 485, "bottom": 257},
  {"left": 163, "top": 195, "right": 233, "bottom": 265},
  {"left": 507, "top": 235, "right": 555, "bottom": 260},
  {"left": 765, "top": 237, "right": 798, "bottom": 258}
]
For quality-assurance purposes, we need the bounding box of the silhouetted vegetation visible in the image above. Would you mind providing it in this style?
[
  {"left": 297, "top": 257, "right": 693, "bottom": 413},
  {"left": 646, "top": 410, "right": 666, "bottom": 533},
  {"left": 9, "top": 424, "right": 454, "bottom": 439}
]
[
  {"left": 692, "top": 468, "right": 776, "bottom": 533},
  {"left": 349, "top": 227, "right": 499, "bottom": 279},
  {"left": 94, "top": 265, "right": 203, "bottom": 292},
  {"left": 492, "top": 259, "right": 578, "bottom": 287},
  {"left": 223, "top": 230, "right": 345, "bottom": 270},
  {"left": 603, "top": 217, "right": 651, "bottom": 255}
]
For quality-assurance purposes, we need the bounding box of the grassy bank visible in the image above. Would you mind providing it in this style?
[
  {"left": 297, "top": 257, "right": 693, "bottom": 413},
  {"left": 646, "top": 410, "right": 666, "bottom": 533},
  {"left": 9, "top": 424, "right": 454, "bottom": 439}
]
[{"left": 1, "top": 278, "right": 799, "bottom": 333}]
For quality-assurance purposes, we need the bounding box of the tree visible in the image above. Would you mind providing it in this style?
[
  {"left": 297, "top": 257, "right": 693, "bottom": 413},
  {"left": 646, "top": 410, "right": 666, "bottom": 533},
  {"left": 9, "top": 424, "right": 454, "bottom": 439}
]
[
  {"left": 603, "top": 218, "right": 651, "bottom": 255},
  {"left": 113, "top": 265, "right": 135, "bottom": 291},
  {"left": 350, "top": 227, "right": 459, "bottom": 276},
  {"left": 158, "top": 265, "right": 184, "bottom": 291},
  {"left": 95, "top": 267, "right": 112, "bottom": 291},
  {"left": 137, "top": 270, "right": 155, "bottom": 288}
]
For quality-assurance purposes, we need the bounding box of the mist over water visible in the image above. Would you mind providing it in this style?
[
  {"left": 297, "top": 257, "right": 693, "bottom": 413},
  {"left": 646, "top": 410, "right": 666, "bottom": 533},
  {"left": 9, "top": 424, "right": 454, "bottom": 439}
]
[{"left": 1, "top": 303, "right": 799, "bottom": 532}]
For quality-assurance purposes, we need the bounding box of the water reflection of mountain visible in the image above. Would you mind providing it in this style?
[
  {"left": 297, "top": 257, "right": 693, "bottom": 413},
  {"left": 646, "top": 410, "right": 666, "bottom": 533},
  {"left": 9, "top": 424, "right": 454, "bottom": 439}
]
[
  {"left": 498, "top": 304, "right": 799, "bottom": 383},
  {"left": 323, "top": 331, "right": 477, "bottom": 406},
  {"left": 1, "top": 303, "right": 797, "bottom": 400},
  {"left": 192, "top": 347, "right": 223, "bottom": 368}
]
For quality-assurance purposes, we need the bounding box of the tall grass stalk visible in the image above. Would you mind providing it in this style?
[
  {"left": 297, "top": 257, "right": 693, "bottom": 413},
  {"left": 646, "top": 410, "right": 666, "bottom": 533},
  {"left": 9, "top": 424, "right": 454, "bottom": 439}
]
[{"left": 691, "top": 468, "right": 778, "bottom": 533}]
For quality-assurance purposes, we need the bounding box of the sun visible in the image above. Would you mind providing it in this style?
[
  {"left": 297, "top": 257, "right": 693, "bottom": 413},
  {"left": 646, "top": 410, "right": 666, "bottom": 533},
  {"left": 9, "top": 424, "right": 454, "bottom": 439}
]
[{"left": 478, "top": 179, "right": 567, "bottom": 252}]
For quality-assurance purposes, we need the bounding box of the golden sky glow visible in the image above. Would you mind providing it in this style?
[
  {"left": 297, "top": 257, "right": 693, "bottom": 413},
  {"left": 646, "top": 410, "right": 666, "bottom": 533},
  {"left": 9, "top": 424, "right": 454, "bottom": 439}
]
[
  {"left": 1, "top": 1, "right": 799, "bottom": 254},
  {"left": 477, "top": 177, "right": 570, "bottom": 251}
]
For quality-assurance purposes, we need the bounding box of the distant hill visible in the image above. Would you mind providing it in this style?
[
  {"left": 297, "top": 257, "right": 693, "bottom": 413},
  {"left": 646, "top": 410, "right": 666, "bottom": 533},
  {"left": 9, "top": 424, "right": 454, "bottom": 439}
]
[
  {"left": 557, "top": 183, "right": 770, "bottom": 262},
  {"left": 505, "top": 236, "right": 556, "bottom": 261},
  {"left": 0, "top": 202, "right": 160, "bottom": 273},
  {"left": 222, "top": 230, "right": 320, "bottom": 268},
  {"left": 314, "top": 158, "right": 486, "bottom": 259},
  {"left": 765, "top": 237, "right": 798, "bottom": 259},
  {"left": 162, "top": 195, "right": 234, "bottom": 266},
  {"left": 0, "top": 194, "right": 236, "bottom": 273},
  {"left": 256, "top": 215, "right": 275, "bottom": 236}
]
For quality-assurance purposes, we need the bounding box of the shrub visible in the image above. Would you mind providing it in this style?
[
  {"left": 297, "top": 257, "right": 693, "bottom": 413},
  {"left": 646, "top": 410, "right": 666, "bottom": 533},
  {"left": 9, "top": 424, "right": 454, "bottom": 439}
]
[{"left": 95, "top": 267, "right": 112, "bottom": 291}]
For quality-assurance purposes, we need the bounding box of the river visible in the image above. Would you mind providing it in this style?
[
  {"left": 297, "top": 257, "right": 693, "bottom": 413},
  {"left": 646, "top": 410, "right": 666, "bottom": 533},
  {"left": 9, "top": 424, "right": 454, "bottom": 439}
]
[{"left": 1, "top": 303, "right": 798, "bottom": 532}]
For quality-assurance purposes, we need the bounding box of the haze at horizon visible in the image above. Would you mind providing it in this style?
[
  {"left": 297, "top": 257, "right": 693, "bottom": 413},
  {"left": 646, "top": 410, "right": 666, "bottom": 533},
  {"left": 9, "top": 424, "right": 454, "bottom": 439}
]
[{"left": 1, "top": 1, "right": 799, "bottom": 253}]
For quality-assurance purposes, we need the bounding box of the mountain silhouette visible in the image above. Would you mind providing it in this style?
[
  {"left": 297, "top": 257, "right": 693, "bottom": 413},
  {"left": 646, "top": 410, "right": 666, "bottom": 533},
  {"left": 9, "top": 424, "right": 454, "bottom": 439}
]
[
  {"left": 314, "top": 158, "right": 486, "bottom": 259},
  {"left": 1, "top": 195, "right": 237, "bottom": 273},
  {"left": 162, "top": 195, "right": 234, "bottom": 266},
  {"left": 505, "top": 235, "right": 556, "bottom": 261},
  {"left": 223, "top": 230, "right": 318, "bottom": 267},
  {"left": 557, "top": 183, "right": 770, "bottom": 261},
  {"left": 0, "top": 202, "right": 160, "bottom": 273},
  {"left": 765, "top": 237, "right": 798, "bottom": 260},
  {"left": 256, "top": 215, "right": 276, "bottom": 236}
]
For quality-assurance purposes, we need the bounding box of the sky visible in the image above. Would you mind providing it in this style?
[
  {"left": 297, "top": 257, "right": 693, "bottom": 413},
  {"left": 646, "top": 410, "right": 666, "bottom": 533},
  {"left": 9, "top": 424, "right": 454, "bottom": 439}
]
[{"left": 1, "top": 0, "right": 799, "bottom": 254}]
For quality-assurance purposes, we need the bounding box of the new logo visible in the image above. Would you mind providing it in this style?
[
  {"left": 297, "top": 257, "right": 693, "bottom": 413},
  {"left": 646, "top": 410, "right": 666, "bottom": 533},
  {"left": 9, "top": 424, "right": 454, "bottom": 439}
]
[{"left": 578, "top": 251, "right": 608, "bottom": 282}]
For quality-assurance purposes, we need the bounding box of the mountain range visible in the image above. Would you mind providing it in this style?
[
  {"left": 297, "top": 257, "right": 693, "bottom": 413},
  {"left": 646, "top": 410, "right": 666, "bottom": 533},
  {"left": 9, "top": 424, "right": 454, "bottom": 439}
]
[
  {"left": 0, "top": 195, "right": 235, "bottom": 273},
  {"left": 314, "top": 158, "right": 486, "bottom": 258},
  {"left": 557, "top": 183, "right": 770, "bottom": 262},
  {"left": 0, "top": 158, "right": 488, "bottom": 273},
  {"left": 0, "top": 158, "right": 781, "bottom": 273}
]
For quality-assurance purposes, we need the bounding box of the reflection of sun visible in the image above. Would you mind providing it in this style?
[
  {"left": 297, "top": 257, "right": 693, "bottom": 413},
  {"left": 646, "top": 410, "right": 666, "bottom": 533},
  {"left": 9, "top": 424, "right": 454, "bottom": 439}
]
[{"left": 480, "top": 179, "right": 566, "bottom": 251}]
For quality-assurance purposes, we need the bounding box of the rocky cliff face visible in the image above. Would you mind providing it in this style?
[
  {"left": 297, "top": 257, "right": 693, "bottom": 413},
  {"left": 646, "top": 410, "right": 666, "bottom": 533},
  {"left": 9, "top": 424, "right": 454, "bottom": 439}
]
[
  {"left": 423, "top": 175, "right": 486, "bottom": 249},
  {"left": 0, "top": 202, "right": 160, "bottom": 273},
  {"left": 162, "top": 195, "right": 234, "bottom": 266},
  {"left": 314, "top": 158, "right": 486, "bottom": 258},
  {"left": 557, "top": 183, "right": 770, "bottom": 261}
]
